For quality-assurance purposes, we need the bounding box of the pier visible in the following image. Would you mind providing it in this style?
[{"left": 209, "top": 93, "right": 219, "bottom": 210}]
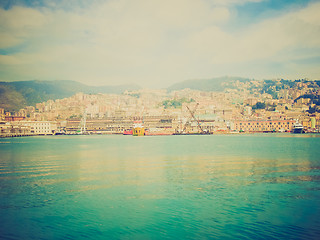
[{"left": 0, "top": 133, "right": 35, "bottom": 138}]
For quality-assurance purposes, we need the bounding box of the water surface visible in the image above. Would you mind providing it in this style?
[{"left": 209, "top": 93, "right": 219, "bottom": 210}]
[{"left": 1, "top": 134, "right": 320, "bottom": 239}]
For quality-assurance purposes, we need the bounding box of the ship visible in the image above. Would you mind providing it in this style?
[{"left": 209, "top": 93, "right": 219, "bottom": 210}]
[
  {"left": 133, "top": 122, "right": 145, "bottom": 136},
  {"left": 292, "top": 122, "right": 304, "bottom": 133},
  {"left": 145, "top": 128, "right": 173, "bottom": 136},
  {"left": 123, "top": 129, "right": 133, "bottom": 135}
]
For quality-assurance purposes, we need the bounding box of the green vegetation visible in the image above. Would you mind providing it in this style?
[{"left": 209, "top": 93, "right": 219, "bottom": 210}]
[
  {"left": 296, "top": 94, "right": 320, "bottom": 113},
  {"left": 266, "top": 103, "right": 277, "bottom": 111},
  {"left": 294, "top": 94, "right": 320, "bottom": 105},
  {"left": 261, "top": 82, "right": 278, "bottom": 99},
  {"left": 128, "top": 93, "right": 140, "bottom": 98},
  {"left": 280, "top": 79, "right": 295, "bottom": 88},
  {"left": 162, "top": 98, "right": 195, "bottom": 109},
  {"left": 252, "top": 102, "right": 278, "bottom": 111},
  {"left": 252, "top": 102, "right": 266, "bottom": 110}
]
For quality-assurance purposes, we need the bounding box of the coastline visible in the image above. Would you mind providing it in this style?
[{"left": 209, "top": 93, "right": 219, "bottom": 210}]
[{"left": 1, "top": 131, "right": 318, "bottom": 138}]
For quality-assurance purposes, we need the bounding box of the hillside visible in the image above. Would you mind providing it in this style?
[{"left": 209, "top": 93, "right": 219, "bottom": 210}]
[
  {"left": 167, "top": 76, "right": 251, "bottom": 92},
  {"left": 0, "top": 80, "right": 140, "bottom": 112},
  {"left": 0, "top": 85, "right": 27, "bottom": 112}
]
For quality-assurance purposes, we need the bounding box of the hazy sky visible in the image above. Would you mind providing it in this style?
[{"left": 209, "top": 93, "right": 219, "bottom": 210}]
[{"left": 0, "top": 0, "right": 319, "bottom": 87}]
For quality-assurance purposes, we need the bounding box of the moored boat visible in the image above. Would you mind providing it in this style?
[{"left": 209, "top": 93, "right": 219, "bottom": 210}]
[
  {"left": 145, "top": 128, "right": 173, "bottom": 136},
  {"left": 123, "top": 129, "right": 133, "bottom": 135},
  {"left": 133, "top": 122, "right": 145, "bottom": 136},
  {"left": 292, "top": 122, "right": 304, "bottom": 133}
]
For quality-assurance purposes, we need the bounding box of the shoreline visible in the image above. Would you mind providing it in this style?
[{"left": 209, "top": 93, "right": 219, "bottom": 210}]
[{"left": 1, "top": 131, "right": 319, "bottom": 138}]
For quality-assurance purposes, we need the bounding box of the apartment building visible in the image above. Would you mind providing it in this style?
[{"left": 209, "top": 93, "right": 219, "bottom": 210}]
[
  {"left": 12, "top": 121, "right": 58, "bottom": 135},
  {"left": 233, "top": 120, "right": 295, "bottom": 132}
]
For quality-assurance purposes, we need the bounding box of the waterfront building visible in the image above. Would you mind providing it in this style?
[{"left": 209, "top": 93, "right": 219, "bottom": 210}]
[
  {"left": 66, "top": 115, "right": 176, "bottom": 134},
  {"left": 0, "top": 122, "right": 32, "bottom": 136},
  {"left": 11, "top": 121, "right": 58, "bottom": 135},
  {"left": 300, "top": 115, "right": 320, "bottom": 132},
  {"left": 233, "top": 120, "right": 295, "bottom": 132}
]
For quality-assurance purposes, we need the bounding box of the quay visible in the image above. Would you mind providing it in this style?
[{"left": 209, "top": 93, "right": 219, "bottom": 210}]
[{"left": 0, "top": 133, "right": 35, "bottom": 138}]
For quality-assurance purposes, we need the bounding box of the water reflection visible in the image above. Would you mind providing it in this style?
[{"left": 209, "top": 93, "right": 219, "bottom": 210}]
[
  {"left": 0, "top": 134, "right": 320, "bottom": 239},
  {"left": 1, "top": 135, "right": 319, "bottom": 194}
]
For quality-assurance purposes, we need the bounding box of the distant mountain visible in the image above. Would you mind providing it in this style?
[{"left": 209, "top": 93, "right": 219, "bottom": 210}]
[
  {"left": 167, "top": 76, "right": 251, "bottom": 92},
  {"left": 0, "top": 85, "right": 27, "bottom": 112},
  {"left": 0, "top": 80, "right": 140, "bottom": 112}
]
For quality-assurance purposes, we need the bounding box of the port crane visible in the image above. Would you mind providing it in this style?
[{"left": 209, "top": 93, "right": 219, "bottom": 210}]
[
  {"left": 181, "top": 103, "right": 197, "bottom": 133},
  {"left": 178, "top": 103, "right": 206, "bottom": 134},
  {"left": 185, "top": 103, "right": 206, "bottom": 134}
]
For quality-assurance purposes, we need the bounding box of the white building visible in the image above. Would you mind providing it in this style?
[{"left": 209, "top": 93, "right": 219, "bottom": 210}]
[{"left": 12, "top": 121, "right": 58, "bottom": 135}]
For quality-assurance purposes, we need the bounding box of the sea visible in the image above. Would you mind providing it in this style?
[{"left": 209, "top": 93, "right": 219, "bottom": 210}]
[{"left": 0, "top": 134, "right": 320, "bottom": 240}]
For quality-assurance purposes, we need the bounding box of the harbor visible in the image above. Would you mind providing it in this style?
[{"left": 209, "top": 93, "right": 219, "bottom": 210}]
[
  {"left": 1, "top": 134, "right": 320, "bottom": 239},
  {"left": 1, "top": 1, "right": 319, "bottom": 239},
  {"left": 1, "top": 114, "right": 317, "bottom": 138}
]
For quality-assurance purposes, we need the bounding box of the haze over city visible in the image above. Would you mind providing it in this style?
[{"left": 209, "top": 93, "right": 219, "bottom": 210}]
[{"left": 1, "top": 0, "right": 320, "bottom": 88}]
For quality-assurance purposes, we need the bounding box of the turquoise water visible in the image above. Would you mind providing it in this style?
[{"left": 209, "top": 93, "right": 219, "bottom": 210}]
[{"left": 1, "top": 134, "right": 320, "bottom": 239}]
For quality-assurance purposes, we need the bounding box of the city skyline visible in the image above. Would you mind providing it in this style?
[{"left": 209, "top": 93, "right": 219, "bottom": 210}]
[
  {"left": 1, "top": 0, "right": 320, "bottom": 88},
  {"left": 2, "top": 77, "right": 320, "bottom": 136}
]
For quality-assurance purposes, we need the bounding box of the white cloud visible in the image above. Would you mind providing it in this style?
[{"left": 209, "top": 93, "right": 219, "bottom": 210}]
[
  {"left": 0, "top": 0, "right": 319, "bottom": 86},
  {"left": 0, "top": 6, "right": 47, "bottom": 48},
  {"left": 210, "top": 0, "right": 264, "bottom": 6},
  {"left": 0, "top": 0, "right": 232, "bottom": 85},
  {"left": 183, "top": 2, "right": 320, "bottom": 65}
]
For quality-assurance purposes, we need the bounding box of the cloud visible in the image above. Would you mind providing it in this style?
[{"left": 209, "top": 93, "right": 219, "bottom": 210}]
[
  {"left": 210, "top": 0, "right": 264, "bottom": 6},
  {"left": 183, "top": 2, "right": 320, "bottom": 65},
  {"left": 0, "top": 6, "right": 47, "bottom": 48},
  {"left": 0, "top": 0, "right": 319, "bottom": 86},
  {"left": 0, "top": 0, "right": 231, "bottom": 84}
]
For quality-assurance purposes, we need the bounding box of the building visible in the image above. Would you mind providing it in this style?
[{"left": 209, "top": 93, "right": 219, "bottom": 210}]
[
  {"left": 12, "top": 121, "right": 58, "bottom": 135},
  {"left": 233, "top": 120, "right": 295, "bottom": 132},
  {"left": 0, "top": 122, "right": 32, "bottom": 136},
  {"left": 66, "top": 115, "right": 175, "bottom": 134},
  {"left": 5, "top": 116, "right": 25, "bottom": 121}
]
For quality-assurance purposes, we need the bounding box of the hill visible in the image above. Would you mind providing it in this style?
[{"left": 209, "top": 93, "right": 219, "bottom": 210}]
[
  {"left": 0, "top": 80, "right": 140, "bottom": 112},
  {"left": 167, "top": 76, "right": 251, "bottom": 92}
]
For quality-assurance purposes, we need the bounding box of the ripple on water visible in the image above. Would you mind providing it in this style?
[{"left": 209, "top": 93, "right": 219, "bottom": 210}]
[{"left": 0, "top": 135, "right": 320, "bottom": 239}]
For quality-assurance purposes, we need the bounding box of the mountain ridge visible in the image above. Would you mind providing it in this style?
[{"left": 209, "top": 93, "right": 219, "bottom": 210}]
[
  {"left": 0, "top": 80, "right": 141, "bottom": 112},
  {"left": 1, "top": 76, "right": 252, "bottom": 112},
  {"left": 167, "top": 76, "right": 251, "bottom": 92}
]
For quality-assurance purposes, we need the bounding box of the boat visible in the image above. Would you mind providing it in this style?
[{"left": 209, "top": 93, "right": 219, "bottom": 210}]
[
  {"left": 133, "top": 122, "right": 145, "bottom": 136},
  {"left": 145, "top": 132, "right": 172, "bottom": 136},
  {"left": 292, "top": 122, "right": 304, "bottom": 133},
  {"left": 173, "top": 132, "right": 211, "bottom": 135},
  {"left": 54, "top": 132, "right": 65, "bottom": 135},
  {"left": 145, "top": 128, "right": 173, "bottom": 136},
  {"left": 123, "top": 129, "right": 133, "bottom": 135}
]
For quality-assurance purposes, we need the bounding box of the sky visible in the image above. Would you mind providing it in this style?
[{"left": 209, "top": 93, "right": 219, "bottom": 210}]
[{"left": 0, "top": 0, "right": 320, "bottom": 88}]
